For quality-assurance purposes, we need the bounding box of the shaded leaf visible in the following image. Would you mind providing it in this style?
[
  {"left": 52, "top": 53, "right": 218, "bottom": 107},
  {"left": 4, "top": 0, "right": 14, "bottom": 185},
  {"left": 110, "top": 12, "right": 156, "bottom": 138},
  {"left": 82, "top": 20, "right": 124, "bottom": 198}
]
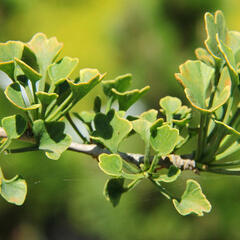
[
  {"left": 91, "top": 110, "right": 132, "bottom": 153},
  {"left": 104, "top": 178, "right": 125, "bottom": 207},
  {"left": 94, "top": 96, "right": 101, "bottom": 113},
  {"left": 214, "top": 119, "right": 240, "bottom": 137},
  {"left": 99, "top": 154, "right": 123, "bottom": 176},
  {"left": 33, "top": 120, "right": 71, "bottom": 160},
  {"left": 150, "top": 125, "right": 179, "bottom": 155},
  {"left": 173, "top": 179, "right": 211, "bottom": 216}
]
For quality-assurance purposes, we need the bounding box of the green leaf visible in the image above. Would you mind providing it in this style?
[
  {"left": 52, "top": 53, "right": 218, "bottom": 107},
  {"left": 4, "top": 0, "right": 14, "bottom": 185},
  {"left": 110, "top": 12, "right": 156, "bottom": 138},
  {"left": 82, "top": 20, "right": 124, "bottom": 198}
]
[
  {"left": 0, "top": 41, "right": 24, "bottom": 79},
  {"left": 172, "top": 106, "right": 192, "bottom": 126},
  {"left": 132, "top": 110, "right": 158, "bottom": 143},
  {"left": 36, "top": 92, "right": 58, "bottom": 117},
  {"left": 195, "top": 48, "right": 215, "bottom": 66},
  {"left": 15, "top": 57, "right": 42, "bottom": 83},
  {"left": 2, "top": 114, "right": 27, "bottom": 139},
  {"left": 140, "top": 109, "right": 158, "bottom": 122},
  {"left": 73, "top": 111, "right": 95, "bottom": 124},
  {"left": 104, "top": 178, "right": 125, "bottom": 207},
  {"left": 102, "top": 73, "right": 132, "bottom": 97},
  {"left": 4, "top": 82, "right": 41, "bottom": 110},
  {"left": 160, "top": 96, "right": 182, "bottom": 122},
  {"left": 68, "top": 68, "right": 104, "bottom": 106},
  {"left": 28, "top": 33, "right": 63, "bottom": 91},
  {"left": 154, "top": 165, "right": 181, "bottom": 183},
  {"left": 211, "top": 66, "right": 231, "bottom": 110},
  {"left": 173, "top": 179, "right": 211, "bottom": 216},
  {"left": 99, "top": 154, "right": 123, "bottom": 176},
  {"left": 21, "top": 44, "right": 39, "bottom": 72},
  {"left": 91, "top": 110, "right": 132, "bottom": 153},
  {"left": 94, "top": 96, "right": 102, "bottom": 113},
  {"left": 33, "top": 119, "right": 72, "bottom": 160},
  {"left": 0, "top": 114, "right": 27, "bottom": 153},
  {"left": 48, "top": 56, "right": 79, "bottom": 86},
  {"left": 214, "top": 119, "right": 240, "bottom": 137},
  {"left": 111, "top": 86, "right": 150, "bottom": 111},
  {"left": 175, "top": 60, "right": 216, "bottom": 112},
  {"left": 150, "top": 125, "right": 179, "bottom": 155},
  {"left": 0, "top": 172, "right": 27, "bottom": 206},
  {"left": 217, "top": 36, "right": 238, "bottom": 85},
  {"left": 204, "top": 11, "right": 226, "bottom": 62}
]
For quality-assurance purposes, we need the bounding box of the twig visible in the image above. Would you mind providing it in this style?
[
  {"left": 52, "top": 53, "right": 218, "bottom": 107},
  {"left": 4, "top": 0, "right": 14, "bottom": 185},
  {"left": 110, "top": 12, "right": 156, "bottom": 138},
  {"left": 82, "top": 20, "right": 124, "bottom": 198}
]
[{"left": 0, "top": 127, "right": 197, "bottom": 171}]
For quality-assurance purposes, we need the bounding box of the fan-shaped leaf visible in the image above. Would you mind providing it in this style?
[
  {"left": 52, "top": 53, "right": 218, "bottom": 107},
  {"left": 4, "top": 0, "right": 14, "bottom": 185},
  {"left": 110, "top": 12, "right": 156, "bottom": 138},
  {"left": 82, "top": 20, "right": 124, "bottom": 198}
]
[
  {"left": 99, "top": 153, "right": 123, "bottom": 176},
  {"left": 195, "top": 48, "right": 215, "bottom": 66},
  {"left": 175, "top": 60, "right": 216, "bottom": 112},
  {"left": 33, "top": 120, "right": 72, "bottom": 160},
  {"left": 15, "top": 57, "right": 42, "bottom": 83},
  {"left": 91, "top": 110, "right": 132, "bottom": 153},
  {"left": 111, "top": 86, "right": 150, "bottom": 111},
  {"left": 68, "top": 68, "right": 104, "bottom": 105},
  {"left": 102, "top": 74, "right": 132, "bottom": 97},
  {"left": 0, "top": 41, "right": 24, "bottom": 79},
  {"left": 48, "top": 56, "right": 79, "bottom": 86},
  {"left": 173, "top": 179, "right": 211, "bottom": 216},
  {"left": 154, "top": 165, "right": 181, "bottom": 183},
  {"left": 5, "top": 82, "right": 40, "bottom": 110},
  {"left": 104, "top": 178, "right": 125, "bottom": 207},
  {"left": 28, "top": 33, "right": 63, "bottom": 91},
  {"left": 150, "top": 125, "right": 179, "bottom": 156},
  {"left": 0, "top": 168, "right": 27, "bottom": 206}
]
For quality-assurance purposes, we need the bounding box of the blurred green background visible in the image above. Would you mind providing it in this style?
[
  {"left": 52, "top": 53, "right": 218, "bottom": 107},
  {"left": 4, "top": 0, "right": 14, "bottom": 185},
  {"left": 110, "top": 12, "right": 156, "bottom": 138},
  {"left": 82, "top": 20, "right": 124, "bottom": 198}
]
[{"left": 1, "top": 0, "right": 240, "bottom": 239}]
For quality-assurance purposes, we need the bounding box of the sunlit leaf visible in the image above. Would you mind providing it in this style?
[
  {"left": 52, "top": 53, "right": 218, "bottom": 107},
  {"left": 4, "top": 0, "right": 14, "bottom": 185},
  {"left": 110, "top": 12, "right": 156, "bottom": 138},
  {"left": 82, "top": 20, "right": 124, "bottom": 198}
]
[
  {"left": 175, "top": 60, "right": 217, "bottom": 112},
  {"left": 48, "top": 56, "right": 79, "bottom": 86},
  {"left": 15, "top": 57, "right": 42, "bottom": 83},
  {"left": 5, "top": 82, "right": 40, "bottom": 110},
  {"left": 33, "top": 119, "right": 72, "bottom": 160},
  {"left": 195, "top": 47, "right": 215, "bottom": 66},
  {"left": 2, "top": 114, "right": 27, "bottom": 139},
  {"left": 68, "top": 68, "right": 104, "bottom": 105},
  {"left": 173, "top": 179, "right": 211, "bottom": 216},
  {"left": 102, "top": 74, "right": 132, "bottom": 97},
  {"left": 0, "top": 168, "right": 27, "bottom": 206},
  {"left": 91, "top": 110, "right": 132, "bottom": 153},
  {"left": 99, "top": 153, "right": 123, "bottom": 176},
  {"left": 111, "top": 86, "right": 150, "bottom": 111},
  {"left": 154, "top": 166, "right": 181, "bottom": 183},
  {"left": 150, "top": 125, "right": 179, "bottom": 156},
  {"left": 0, "top": 41, "right": 24, "bottom": 79}
]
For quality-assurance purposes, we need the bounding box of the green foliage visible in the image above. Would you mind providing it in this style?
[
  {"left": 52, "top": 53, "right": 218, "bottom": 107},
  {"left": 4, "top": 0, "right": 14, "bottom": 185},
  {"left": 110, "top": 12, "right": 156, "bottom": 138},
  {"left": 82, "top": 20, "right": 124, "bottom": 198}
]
[
  {"left": 173, "top": 180, "right": 211, "bottom": 216},
  {"left": 1, "top": 10, "right": 240, "bottom": 217}
]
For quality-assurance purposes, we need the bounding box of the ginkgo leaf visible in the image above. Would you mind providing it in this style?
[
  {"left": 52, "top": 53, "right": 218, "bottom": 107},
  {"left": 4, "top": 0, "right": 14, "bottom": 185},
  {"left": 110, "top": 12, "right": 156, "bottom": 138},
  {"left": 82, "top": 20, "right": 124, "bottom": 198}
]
[{"left": 173, "top": 179, "right": 211, "bottom": 216}]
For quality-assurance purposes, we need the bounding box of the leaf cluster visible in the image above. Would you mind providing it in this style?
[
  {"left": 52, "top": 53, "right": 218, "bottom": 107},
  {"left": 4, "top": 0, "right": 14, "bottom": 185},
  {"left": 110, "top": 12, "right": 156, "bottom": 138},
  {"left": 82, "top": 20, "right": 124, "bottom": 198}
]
[{"left": 0, "top": 11, "right": 239, "bottom": 216}]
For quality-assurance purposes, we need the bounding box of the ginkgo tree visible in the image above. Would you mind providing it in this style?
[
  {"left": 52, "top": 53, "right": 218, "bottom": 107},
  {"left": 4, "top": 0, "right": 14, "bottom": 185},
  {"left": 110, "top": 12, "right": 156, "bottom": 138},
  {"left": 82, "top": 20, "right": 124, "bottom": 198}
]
[{"left": 0, "top": 10, "right": 240, "bottom": 216}]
